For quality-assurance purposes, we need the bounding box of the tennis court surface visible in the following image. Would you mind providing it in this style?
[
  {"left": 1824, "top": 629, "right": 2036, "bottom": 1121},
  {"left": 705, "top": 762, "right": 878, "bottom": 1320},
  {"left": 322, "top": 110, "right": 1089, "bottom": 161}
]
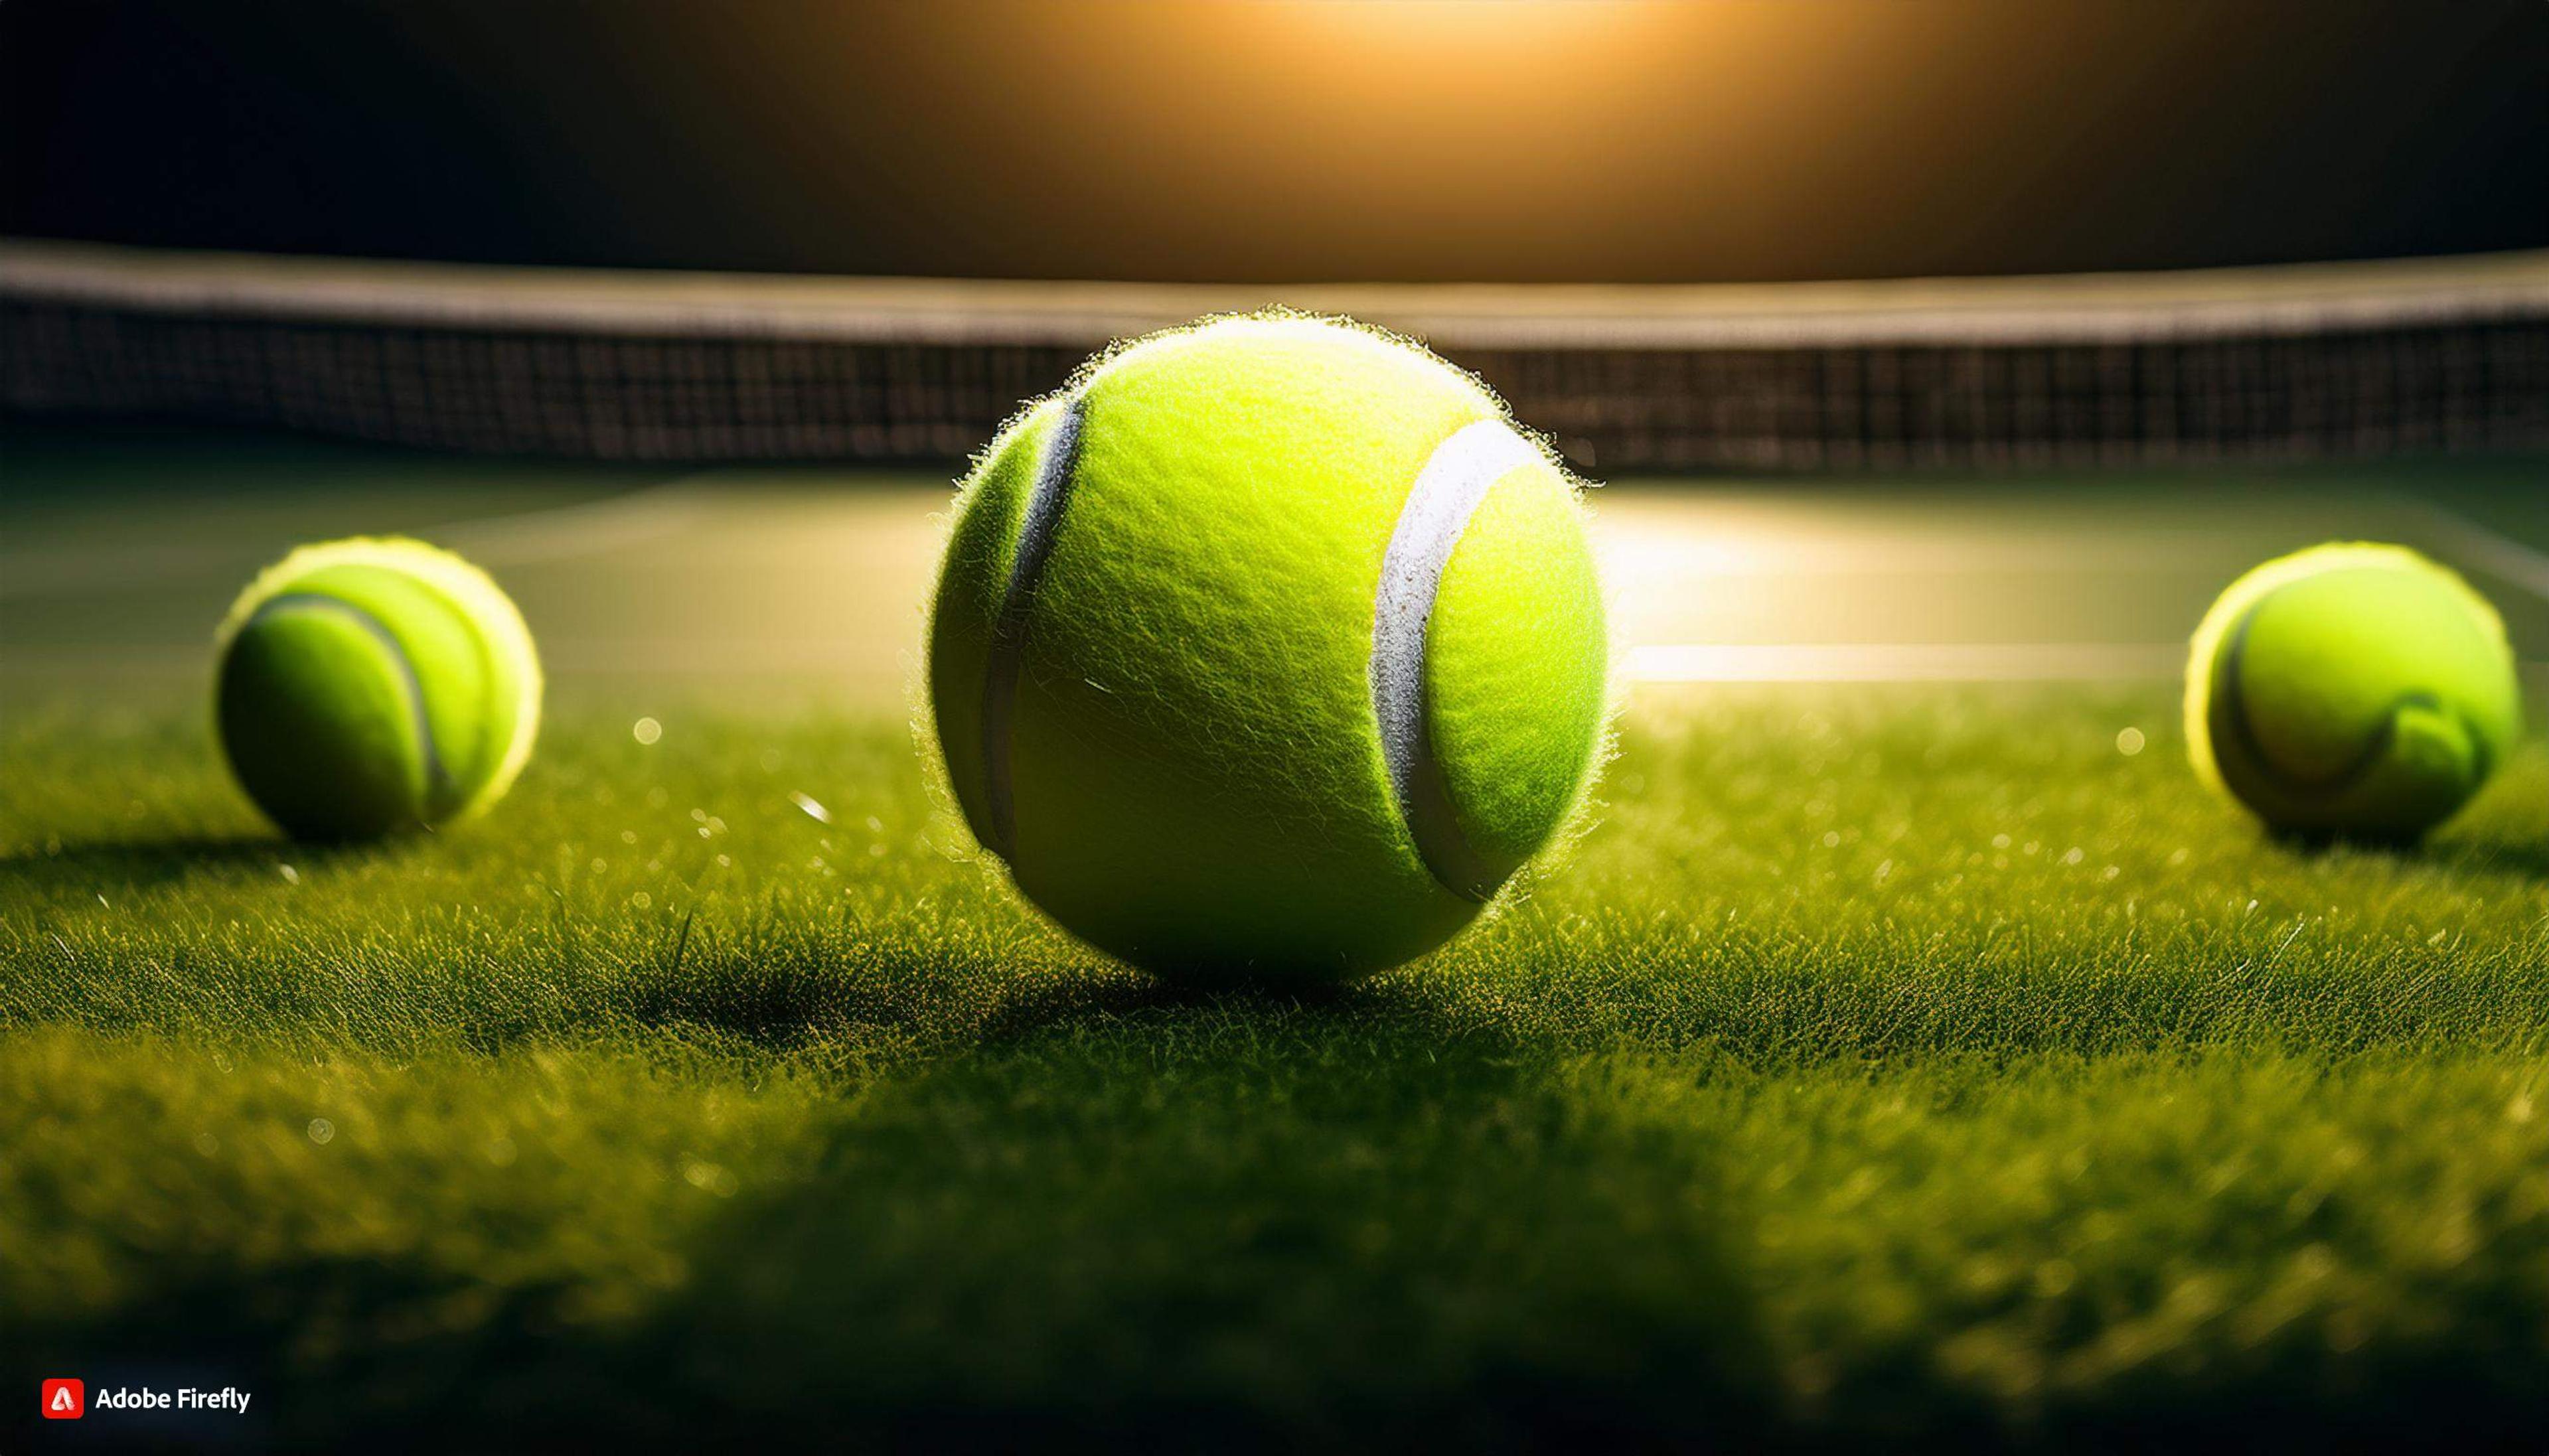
[{"left": 7, "top": 248, "right": 2549, "bottom": 1448}]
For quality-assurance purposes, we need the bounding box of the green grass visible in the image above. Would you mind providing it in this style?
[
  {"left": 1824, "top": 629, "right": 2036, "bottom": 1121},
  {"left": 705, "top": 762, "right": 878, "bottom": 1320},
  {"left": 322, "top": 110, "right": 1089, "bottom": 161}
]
[{"left": 7, "top": 681, "right": 2548, "bottom": 1448}]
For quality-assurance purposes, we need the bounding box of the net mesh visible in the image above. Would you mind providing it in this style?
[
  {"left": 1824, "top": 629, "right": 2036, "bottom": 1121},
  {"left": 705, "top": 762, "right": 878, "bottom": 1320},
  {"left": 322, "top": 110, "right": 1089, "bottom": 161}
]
[{"left": 6, "top": 241, "right": 2545, "bottom": 471}]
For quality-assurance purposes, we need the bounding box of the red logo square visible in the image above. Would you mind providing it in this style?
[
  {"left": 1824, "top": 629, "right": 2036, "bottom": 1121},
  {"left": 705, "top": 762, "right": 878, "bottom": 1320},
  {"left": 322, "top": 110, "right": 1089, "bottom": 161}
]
[{"left": 42, "top": 1378, "right": 84, "bottom": 1419}]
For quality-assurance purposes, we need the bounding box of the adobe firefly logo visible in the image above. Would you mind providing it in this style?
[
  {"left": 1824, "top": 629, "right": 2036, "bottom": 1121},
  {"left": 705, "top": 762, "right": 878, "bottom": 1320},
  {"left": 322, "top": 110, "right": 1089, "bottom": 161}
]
[{"left": 42, "top": 1378, "right": 84, "bottom": 1419}]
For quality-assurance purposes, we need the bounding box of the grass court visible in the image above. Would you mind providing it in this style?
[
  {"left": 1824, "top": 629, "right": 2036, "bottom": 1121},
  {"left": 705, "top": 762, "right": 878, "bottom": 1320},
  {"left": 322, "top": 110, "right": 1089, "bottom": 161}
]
[{"left": 7, "top": 421, "right": 2548, "bottom": 1447}]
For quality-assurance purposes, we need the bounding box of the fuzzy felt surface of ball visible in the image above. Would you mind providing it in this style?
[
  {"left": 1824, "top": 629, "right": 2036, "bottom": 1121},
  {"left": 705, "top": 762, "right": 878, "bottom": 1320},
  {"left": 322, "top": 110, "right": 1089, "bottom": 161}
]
[
  {"left": 215, "top": 536, "right": 542, "bottom": 839},
  {"left": 929, "top": 314, "right": 1609, "bottom": 983},
  {"left": 2186, "top": 541, "right": 2518, "bottom": 840}
]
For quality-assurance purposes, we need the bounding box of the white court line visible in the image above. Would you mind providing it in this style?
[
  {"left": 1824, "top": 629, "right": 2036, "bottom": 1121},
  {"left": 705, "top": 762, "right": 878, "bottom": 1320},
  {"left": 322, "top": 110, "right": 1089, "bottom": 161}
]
[
  {"left": 1627, "top": 642, "right": 2186, "bottom": 684},
  {"left": 1626, "top": 490, "right": 2549, "bottom": 685},
  {"left": 10, "top": 637, "right": 2184, "bottom": 682},
  {"left": 430, "top": 476, "right": 722, "bottom": 566},
  {"left": 2388, "top": 494, "right": 2549, "bottom": 605},
  {"left": 0, "top": 476, "right": 718, "bottom": 599}
]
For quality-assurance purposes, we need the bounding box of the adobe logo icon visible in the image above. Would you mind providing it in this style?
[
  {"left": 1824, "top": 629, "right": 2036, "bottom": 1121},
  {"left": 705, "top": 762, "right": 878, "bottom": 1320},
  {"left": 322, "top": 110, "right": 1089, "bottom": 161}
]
[{"left": 42, "top": 1378, "right": 84, "bottom": 1420}]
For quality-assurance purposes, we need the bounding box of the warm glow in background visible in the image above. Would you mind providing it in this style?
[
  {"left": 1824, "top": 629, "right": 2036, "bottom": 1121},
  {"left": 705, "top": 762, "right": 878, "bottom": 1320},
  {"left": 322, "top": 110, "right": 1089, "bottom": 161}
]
[{"left": 3, "top": 0, "right": 2544, "bottom": 282}]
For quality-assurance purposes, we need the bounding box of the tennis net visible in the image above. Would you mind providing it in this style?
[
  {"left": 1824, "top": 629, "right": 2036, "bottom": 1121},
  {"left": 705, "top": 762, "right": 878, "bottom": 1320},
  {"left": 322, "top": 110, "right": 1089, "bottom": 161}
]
[{"left": 5, "top": 239, "right": 2545, "bottom": 471}]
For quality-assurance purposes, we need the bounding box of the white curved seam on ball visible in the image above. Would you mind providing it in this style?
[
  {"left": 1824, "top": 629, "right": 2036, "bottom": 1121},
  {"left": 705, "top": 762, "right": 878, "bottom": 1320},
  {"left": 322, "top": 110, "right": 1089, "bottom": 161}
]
[
  {"left": 1371, "top": 418, "right": 1541, "bottom": 901},
  {"left": 248, "top": 593, "right": 451, "bottom": 798},
  {"left": 980, "top": 396, "right": 1088, "bottom": 859}
]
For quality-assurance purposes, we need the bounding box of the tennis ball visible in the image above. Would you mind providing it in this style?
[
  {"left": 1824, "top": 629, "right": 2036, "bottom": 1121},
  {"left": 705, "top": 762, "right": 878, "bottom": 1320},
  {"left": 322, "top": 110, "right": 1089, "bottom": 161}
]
[
  {"left": 928, "top": 313, "right": 1608, "bottom": 983},
  {"left": 2186, "top": 542, "right": 2518, "bottom": 840},
  {"left": 214, "top": 536, "right": 542, "bottom": 840}
]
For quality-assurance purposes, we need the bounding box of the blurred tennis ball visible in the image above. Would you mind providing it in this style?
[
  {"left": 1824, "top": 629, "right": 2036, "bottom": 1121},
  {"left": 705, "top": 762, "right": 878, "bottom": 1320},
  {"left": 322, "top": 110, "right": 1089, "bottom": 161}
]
[
  {"left": 215, "top": 536, "right": 542, "bottom": 839},
  {"left": 929, "top": 313, "right": 1609, "bottom": 983},
  {"left": 2186, "top": 541, "right": 2518, "bottom": 840}
]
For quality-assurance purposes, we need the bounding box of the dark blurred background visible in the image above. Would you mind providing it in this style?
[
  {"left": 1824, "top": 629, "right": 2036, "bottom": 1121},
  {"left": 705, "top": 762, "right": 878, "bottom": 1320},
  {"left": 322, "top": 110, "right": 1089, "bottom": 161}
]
[{"left": 4, "top": 0, "right": 2544, "bottom": 283}]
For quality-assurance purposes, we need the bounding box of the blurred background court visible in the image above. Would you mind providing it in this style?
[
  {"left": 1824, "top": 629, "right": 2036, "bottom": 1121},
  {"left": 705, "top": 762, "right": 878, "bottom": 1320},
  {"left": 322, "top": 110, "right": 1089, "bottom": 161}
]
[{"left": 9, "top": 240, "right": 2548, "bottom": 707}]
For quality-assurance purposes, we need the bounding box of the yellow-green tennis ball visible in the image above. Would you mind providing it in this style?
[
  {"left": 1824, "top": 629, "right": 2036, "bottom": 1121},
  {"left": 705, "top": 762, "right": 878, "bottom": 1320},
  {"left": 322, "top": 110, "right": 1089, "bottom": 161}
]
[
  {"left": 2186, "top": 542, "right": 2518, "bottom": 841},
  {"left": 929, "top": 313, "right": 1609, "bottom": 983},
  {"left": 214, "top": 536, "right": 542, "bottom": 840}
]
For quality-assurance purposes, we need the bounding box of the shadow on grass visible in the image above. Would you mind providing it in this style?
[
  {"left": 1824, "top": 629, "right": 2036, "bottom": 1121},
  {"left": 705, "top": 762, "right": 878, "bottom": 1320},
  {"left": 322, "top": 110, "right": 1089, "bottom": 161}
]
[
  {"left": 0, "top": 834, "right": 358, "bottom": 899},
  {"left": 2418, "top": 830, "right": 2549, "bottom": 883},
  {"left": 607, "top": 1020, "right": 1773, "bottom": 1451},
  {"left": 603, "top": 902, "right": 2549, "bottom": 1072},
  {"left": 16, "top": 998, "right": 2549, "bottom": 1448},
  {"left": 12, "top": 1011, "right": 1774, "bottom": 1451},
  {"left": 605, "top": 907, "right": 1442, "bottom": 1059},
  {"left": 2235, "top": 818, "right": 2549, "bottom": 887}
]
